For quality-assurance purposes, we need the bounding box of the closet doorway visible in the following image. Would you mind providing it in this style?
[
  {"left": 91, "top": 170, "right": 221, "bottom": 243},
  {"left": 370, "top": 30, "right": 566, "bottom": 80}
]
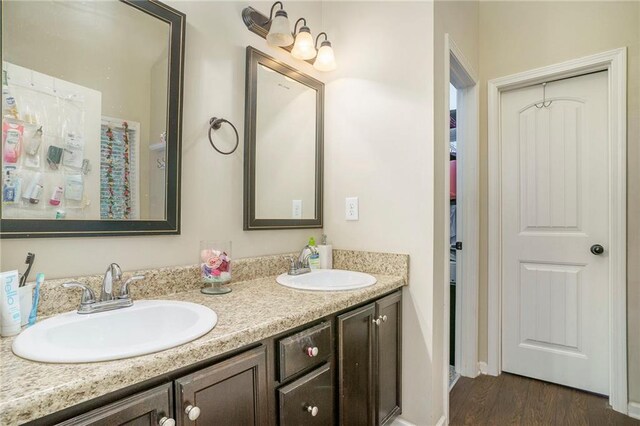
[{"left": 443, "top": 34, "right": 480, "bottom": 421}]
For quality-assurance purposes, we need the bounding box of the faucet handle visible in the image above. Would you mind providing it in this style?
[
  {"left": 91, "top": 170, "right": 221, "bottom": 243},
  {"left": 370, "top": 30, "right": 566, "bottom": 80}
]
[
  {"left": 62, "top": 281, "right": 96, "bottom": 305},
  {"left": 119, "top": 275, "right": 145, "bottom": 299}
]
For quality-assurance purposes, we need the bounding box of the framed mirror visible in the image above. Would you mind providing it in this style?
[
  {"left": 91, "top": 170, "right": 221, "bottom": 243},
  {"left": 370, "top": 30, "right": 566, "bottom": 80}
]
[
  {"left": 244, "top": 47, "right": 323, "bottom": 230},
  {"left": 0, "top": 0, "right": 185, "bottom": 238}
]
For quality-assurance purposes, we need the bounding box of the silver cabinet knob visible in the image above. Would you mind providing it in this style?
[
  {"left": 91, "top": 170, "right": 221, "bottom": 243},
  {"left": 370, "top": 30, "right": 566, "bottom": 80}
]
[
  {"left": 185, "top": 404, "right": 201, "bottom": 421},
  {"left": 159, "top": 417, "right": 176, "bottom": 426},
  {"left": 372, "top": 318, "right": 381, "bottom": 326},
  {"left": 306, "top": 405, "right": 319, "bottom": 416},
  {"left": 306, "top": 346, "right": 319, "bottom": 357},
  {"left": 381, "top": 315, "right": 388, "bottom": 322}
]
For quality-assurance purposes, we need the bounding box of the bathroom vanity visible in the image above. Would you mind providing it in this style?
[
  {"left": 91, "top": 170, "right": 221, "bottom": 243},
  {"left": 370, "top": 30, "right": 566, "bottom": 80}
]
[
  {"left": 47, "top": 290, "right": 400, "bottom": 426},
  {"left": 0, "top": 251, "right": 407, "bottom": 426}
]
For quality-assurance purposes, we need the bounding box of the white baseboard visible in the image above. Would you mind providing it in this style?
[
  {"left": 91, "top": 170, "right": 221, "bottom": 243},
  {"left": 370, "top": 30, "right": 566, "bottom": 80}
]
[
  {"left": 390, "top": 417, "right": 417, "bottom": 426},
  {"left": 628, "top": 402, "right": 640, "bottom": 420},
  {"left": 435, "top": 414, "right": 446, "bottom": 426},
  {"left": 478, "top": 361, "right": 489, "bottom": 375}
]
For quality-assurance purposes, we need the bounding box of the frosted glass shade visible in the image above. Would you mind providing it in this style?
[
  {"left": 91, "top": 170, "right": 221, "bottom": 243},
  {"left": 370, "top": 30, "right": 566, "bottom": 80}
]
[
  {"left": 314, "top": 42, "right": 337, "bottom": 71},
  {"left": 291, "top": 29, "right": 316, "bottom": 60},
  {"left": 267, "top": 11, "right": 293, "bottom": 47}
]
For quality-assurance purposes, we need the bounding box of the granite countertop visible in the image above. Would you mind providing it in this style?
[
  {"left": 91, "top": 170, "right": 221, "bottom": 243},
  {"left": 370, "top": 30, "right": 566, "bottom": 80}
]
[{"left": 0, "top": 273, "right": 405, "bottom": 424}]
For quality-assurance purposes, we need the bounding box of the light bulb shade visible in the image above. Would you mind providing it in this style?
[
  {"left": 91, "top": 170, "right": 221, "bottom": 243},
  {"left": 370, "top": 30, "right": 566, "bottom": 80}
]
[
  {"left": 291, "top": 28, "right": 316, "bottom": 60},
  {"left": 313, "top": 41, "right": 337, "bottom": 71},
  {"left": 266, "top": 10, "right": 293, "bottom": 47}
]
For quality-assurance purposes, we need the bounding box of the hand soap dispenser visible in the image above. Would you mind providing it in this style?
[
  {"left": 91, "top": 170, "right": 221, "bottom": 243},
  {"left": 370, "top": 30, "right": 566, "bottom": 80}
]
[{"left": 303, "top": 237, "right": 321, "bottom": 270}]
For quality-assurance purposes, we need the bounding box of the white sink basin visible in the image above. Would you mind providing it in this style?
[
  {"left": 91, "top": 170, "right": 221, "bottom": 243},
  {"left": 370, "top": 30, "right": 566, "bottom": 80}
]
[
  {"left": 12, "top": 300, "right": 217, "bottom": 363},
  {"left": 276, "top": 269, "right": 377, "bottom": 291}
]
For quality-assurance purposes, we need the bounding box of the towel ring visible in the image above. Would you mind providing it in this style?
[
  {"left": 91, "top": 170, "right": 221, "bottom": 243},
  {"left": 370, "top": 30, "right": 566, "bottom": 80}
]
[{"left": 208, "top": 117, "right": 239, "bottom": 155}]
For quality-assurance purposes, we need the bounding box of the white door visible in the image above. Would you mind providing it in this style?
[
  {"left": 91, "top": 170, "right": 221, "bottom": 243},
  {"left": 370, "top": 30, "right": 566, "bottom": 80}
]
[{"left": 500, "top": 71, "right": 609, "bottom": 395}]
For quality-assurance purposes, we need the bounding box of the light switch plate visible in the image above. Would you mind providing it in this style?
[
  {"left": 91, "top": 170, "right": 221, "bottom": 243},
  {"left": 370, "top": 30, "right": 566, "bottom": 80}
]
[
  {"left": 345, "top": 197, "right": 359, "bottom": 221},
  {"left": 292, "top": 200, "right": 302, "bottom": 219}
]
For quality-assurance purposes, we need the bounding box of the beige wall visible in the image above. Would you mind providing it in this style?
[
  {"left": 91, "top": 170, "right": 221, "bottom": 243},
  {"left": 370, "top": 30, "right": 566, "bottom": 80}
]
[
  {"left": 322, "top": 2, "right": 437, "bottom": 423},
  {"left": 477, "top": 1, "right": 640, "bottom": 402},
  {"left": 434, "top": 0, "right": 479, "bottom": 420},
  {"left": 0, "top": 1, "right": 324, "bottom": 278}
]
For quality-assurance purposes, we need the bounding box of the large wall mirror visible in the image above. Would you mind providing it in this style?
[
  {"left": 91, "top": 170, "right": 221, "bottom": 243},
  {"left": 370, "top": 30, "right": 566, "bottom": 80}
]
[
  {"left": 0, "top": 0, "right": 184, "bottom": 238},
  {"left": 244, "top": 47, "right": 323, "bottom": 230}
]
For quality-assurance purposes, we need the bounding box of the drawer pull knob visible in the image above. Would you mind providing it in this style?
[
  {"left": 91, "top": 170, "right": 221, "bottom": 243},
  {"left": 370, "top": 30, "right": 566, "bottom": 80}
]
[
  {"left": 372, "top": 318, "right": 381, "bottom": 326},
  {"left": 381, "top": 315, "right": 388, "bottom": 322},
  {"left": 306, "top": 405, "right": 319, "bottom": 416},
  {"left": 306, "top": 346, "right": 319, "bottom": 357},
  {"left": 185, "top": 404, "right": 201, "bottom": 421},
  {"left": 159, "top": 417, "right": 176, "bottom": 426}
]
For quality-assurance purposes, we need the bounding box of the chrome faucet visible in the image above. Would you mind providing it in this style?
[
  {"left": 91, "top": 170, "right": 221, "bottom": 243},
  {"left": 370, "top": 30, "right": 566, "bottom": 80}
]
[
  {"left": 63, "top": 263, "right": 145, "bottom": 314},
  {"left": 288, "top": 244, "right": 318, "bottom": 276},
  {"left": 101, "top": 263, "right": 122, "bottom": 302}
]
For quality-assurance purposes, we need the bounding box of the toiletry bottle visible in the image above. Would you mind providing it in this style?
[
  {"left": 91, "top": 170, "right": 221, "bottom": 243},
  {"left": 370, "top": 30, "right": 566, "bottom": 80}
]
[
  {"left": 49, "top": 186, "right": 63, "bottom": 206},
  {"left": 28, "top": 173, "right": 43, "bottom": 204},
  {"left": 2, "top": 171, "right": 15, "bottom": 203},
  {"left": 2, "top": 70, "right": 18, "bottom": 120},
  {"left": 308, "top": 237, "right": 321, "bottom": 270},
  {"left": 318, "top": 234, "right": 333, "bottom": 269},
  {"left": 0, "top": 270, "right": 21, "bottom": 336}
]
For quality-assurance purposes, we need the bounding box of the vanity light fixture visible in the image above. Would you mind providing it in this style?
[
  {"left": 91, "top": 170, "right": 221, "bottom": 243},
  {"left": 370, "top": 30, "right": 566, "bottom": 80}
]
[
  {"left": 313, "top": 33, "right": 337, "bottom": 72},
  {"left": 265, "top": 2, "right": 293, "bottom": 47},
  {"left": 242, "top": 3, "right": 337, "bottom": 72},
  {"left": 291, "top": 18, "right": 317, "bottom": 60}
]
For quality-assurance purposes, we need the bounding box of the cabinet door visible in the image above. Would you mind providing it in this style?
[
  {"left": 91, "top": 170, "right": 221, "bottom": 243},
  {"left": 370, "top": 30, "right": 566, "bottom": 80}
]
[
  {"left": 376, "top": 292, "right": 402, "bottom": 425},
  {"left": 338, "top": 303, "right": 376, "bottom": 426},
  {"left": 175, "top": 346, "right": 268, "bottom": 426},
  {"left": 56, "top": 383, "right": 173, "bottom": 426},
  {"left": 278, "top": 363, "right": 334, "bottom": 426}
]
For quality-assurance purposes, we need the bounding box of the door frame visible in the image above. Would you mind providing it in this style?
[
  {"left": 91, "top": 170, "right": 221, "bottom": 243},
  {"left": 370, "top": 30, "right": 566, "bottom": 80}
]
[
  {"left": 487, "top": 48, "right": 627, "bottom": 413},
  {"left": 443, "top": 33, "right": 480, "bottom": 402}
]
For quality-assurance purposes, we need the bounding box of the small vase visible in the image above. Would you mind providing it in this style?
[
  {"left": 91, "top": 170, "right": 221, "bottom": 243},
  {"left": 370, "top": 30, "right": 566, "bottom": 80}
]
[{"left": 199, "top": 240, "right": 232, "bottom": 295}]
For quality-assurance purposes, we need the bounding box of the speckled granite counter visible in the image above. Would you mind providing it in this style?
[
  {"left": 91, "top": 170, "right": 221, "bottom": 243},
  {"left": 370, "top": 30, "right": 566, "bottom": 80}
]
[{"left": 0, "top": 250, "right": 408, "bottom": 425}]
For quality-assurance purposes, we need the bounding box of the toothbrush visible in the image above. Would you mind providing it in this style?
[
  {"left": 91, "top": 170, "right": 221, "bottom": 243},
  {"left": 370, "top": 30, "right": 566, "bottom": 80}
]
[
  {"left": 28, "top": 273, "right": 44, "bottom": 326},
  {"left": 19, "top": 252, "right": 35, "bottom": 287}
]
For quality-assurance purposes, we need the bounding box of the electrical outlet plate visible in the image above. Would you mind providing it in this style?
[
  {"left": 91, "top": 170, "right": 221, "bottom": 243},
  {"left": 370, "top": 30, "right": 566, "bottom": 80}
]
[
  {"left": 345, "top": 197, "right": 359, "bottom": 221},
  {"left": 292, "top": 200, "right": 302, "bottom": 219}
]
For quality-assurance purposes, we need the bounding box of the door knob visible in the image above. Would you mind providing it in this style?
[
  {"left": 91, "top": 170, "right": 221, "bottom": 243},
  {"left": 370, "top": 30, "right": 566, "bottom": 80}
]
[
  {"left": 372, "top": 318, "right": 381, "bottom": 326},
  {"left": 590, "top": 244, "right": 605, "bottom": 255},
  {"left": 306, "top": 405, "right": 319, "bottom": 416}
]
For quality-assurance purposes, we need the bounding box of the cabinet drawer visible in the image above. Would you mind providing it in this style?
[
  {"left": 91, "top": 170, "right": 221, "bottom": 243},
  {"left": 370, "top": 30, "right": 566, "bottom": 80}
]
[
  {"left": 278, "top": 321, "right": 332, "bottom": 382},
  {"left": 278, "top": 363, "right": 334, "bottom": 426}
]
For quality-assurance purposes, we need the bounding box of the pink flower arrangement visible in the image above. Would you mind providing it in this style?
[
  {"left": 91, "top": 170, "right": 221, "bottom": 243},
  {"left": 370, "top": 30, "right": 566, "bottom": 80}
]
[{"left": 200, "top": 249, "right": 231, "bottom": 283}]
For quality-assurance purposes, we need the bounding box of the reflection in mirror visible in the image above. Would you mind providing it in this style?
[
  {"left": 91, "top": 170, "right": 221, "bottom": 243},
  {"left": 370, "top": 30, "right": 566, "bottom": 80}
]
[
  {"left": 2, "top": 1, "right": 169, "bottom": 222},
  {"left": 244, "top": 47, "right": 324, "bottom": 230},
  {"left": 255, "top": 64, "right": 316, "bottom": 220}
]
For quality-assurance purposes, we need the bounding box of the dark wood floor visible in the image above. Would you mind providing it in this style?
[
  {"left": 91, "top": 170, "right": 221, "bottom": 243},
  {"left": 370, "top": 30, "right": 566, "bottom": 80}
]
[{"left": 450, "top": 373, "right": 640, "bottom": 426}]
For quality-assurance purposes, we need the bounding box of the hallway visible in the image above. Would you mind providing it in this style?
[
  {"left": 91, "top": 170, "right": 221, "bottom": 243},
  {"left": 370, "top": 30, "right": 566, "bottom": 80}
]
[{"left": 450, "top": 373, "right": 639, "bottom": 425}]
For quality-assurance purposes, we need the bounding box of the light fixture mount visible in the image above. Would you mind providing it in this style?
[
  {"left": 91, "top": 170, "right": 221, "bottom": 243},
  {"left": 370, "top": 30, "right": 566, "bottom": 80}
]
[{"left": 242, "top": 3, "right": 335, "bottom": 70}]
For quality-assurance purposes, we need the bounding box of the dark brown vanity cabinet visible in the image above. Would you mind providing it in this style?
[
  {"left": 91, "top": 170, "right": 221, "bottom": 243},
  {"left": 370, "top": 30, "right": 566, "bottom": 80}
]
[
  {"left": 338, "top": 291, "right": 402, "bottom": 426},
  {"left": 56, "top": 384, "right": 173, "bottom": 426},
  {"left": 174, "top": 346, "right": 268, "bottom": 426},
  {"left": 43, "top": 291, "right": 402, "bottom": 426}
]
